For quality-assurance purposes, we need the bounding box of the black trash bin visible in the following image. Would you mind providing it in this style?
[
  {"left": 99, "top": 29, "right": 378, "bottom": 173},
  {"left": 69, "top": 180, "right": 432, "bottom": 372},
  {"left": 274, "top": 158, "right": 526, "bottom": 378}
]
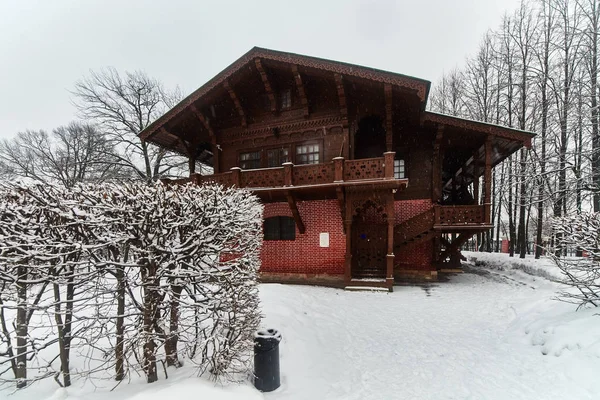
[{"left": 253, "top": 328, "right": 282, "bottom": 392}]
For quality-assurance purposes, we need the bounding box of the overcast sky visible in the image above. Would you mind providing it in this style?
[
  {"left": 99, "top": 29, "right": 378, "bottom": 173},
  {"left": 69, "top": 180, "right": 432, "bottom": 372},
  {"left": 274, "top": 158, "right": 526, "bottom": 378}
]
[{"left": 0, "top": 0, "right": 520, "bottom": 139}]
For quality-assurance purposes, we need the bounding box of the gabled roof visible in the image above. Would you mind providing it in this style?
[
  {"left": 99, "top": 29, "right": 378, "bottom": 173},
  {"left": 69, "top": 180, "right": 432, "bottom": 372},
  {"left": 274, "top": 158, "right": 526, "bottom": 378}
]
[{"left": 139, "top": 47, "right": 431, "bottom": 142}]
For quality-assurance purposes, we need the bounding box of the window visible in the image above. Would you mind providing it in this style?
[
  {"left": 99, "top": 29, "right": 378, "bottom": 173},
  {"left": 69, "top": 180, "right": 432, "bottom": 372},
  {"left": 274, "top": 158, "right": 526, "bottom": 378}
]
[
  {"left": 279, "top": 89, "right": 291, "bottom": 109},
  {"left": 296, "top": 143, "right": 320, "bottom": 165},
  {"left": 239, "top": 151, "right": 261, "bottom": 169},
  {"left": 394, "top": 159, "right": 405, "bottom": 179},
  {"left": 264, "top": 216, "right": 296, "bottom": 240},
  {"left": 267, "top": 147, "right": 289, "bottom": 167}
]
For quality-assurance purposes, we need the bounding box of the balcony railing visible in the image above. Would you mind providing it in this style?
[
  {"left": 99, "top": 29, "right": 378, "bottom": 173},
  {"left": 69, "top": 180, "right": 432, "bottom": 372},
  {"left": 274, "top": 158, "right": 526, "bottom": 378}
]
[
  {"left": 163, "top": 152, "right": 398, "bottom": 189},
  {"left": 434, "top": 205, "right": 489, "bottom": 226}
]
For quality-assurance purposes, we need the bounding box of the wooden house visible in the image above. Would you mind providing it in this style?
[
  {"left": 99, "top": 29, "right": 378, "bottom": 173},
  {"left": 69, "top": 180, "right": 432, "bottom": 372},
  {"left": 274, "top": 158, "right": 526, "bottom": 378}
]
[{"left": 138, "top": 47, "right": 534, "bottom": 291}]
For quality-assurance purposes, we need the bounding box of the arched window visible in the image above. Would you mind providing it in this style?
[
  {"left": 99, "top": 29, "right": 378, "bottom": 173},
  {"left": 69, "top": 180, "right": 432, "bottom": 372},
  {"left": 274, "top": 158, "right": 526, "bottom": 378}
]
[{"left": 264, "top": 216, "right": 296, "bottom": 240}]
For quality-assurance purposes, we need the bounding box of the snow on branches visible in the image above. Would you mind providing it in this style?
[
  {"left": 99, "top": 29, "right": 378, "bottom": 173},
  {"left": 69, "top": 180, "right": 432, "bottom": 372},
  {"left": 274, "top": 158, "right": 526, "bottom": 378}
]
[
  {"left": 0, "top": 182, "right": 263, "bottom": 389},
  {"left": 550, "top": 213, "right": 600, "bottom": 308}
]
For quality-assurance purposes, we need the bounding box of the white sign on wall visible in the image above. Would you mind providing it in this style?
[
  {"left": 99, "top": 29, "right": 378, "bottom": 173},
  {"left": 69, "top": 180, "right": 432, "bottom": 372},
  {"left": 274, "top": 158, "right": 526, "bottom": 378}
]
[{"left": 320, "top": 232, "right": 330, "bottom": 247}]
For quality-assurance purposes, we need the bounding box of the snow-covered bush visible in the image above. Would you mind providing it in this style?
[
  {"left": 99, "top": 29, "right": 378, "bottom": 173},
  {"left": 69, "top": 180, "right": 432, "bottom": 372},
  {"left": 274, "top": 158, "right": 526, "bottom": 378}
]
[
  {"left": 550, "top": 213, "right": 600, "bottom": 308},
  {"left": 0, "top": 183, "right": 263, "bottom": 389}
]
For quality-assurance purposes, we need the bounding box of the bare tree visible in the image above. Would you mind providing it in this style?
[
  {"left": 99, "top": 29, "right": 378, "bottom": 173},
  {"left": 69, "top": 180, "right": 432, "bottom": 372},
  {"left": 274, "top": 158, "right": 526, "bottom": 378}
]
[
  {"left": 71, "top": 68, "right": 185, "bottom": 182},
  {"left": 0, "top": 122, "right": 124, "bottom": 188}
]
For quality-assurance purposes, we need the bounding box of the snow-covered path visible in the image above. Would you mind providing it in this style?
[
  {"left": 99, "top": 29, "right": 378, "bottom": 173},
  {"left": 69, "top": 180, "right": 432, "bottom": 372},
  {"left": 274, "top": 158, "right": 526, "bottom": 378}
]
[{"left": 261, "top": 266, "right": 600, "bottom": 400}]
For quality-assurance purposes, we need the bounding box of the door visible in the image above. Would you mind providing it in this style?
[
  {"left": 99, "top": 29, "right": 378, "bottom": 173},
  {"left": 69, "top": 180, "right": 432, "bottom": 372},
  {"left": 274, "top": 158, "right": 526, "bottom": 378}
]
[{"left": 351, "top": 200, "right": 388, "bottom": 279}]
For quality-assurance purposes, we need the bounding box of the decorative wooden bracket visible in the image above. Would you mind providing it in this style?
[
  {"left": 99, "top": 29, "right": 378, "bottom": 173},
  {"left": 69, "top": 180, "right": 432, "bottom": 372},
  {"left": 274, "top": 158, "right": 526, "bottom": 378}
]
[
  {"left": 384, "top": 83, "right": 393, "bottom": 151},
  {"left": 223, "top": 79, "right": 247, "bottom": 127},
  {"left": 285, "top": 191, "right": 305, "bottom": 234},
  {"left": 255, "top": 59, "right": 277, "bottom": 113},
  {"left": 333, "top": 74, "right": 348, "bottom": 119},
  {"left": 291, "top": 65, "right": 309, "bottom": 117},
  {"left": 336, "top": 187, "right": 346, "bottom": 234},
  {"left": 189, "top": 104, "right": 215, "bottom": 138}
]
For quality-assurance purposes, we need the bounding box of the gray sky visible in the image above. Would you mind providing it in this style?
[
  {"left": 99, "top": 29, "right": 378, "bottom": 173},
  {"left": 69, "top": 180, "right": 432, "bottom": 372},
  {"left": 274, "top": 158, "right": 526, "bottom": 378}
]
[{"left": 0, "top": 0, "right": 520, "bottom": 139}]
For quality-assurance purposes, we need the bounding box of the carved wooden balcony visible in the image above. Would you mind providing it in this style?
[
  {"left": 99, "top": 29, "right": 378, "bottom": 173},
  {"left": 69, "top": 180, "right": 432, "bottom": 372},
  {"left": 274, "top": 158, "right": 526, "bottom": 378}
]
[
  {"left": 433, "top": 204, "right": 492, "bottom": 231},
  {"left": 161, "top": 152, "right": 407, "bottom": 202}
]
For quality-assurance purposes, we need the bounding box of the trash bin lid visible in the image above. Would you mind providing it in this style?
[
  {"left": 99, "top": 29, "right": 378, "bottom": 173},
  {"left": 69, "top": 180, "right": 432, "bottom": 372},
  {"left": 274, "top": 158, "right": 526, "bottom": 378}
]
[{"left": 254, "top": 328, "right": 282, "bottom": 350}]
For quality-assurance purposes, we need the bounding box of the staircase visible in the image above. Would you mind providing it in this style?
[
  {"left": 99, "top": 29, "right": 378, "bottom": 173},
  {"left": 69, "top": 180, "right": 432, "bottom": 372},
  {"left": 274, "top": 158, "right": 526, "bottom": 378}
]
[{"left": 394, "top": 209, "right": 436, "bottom": 250}]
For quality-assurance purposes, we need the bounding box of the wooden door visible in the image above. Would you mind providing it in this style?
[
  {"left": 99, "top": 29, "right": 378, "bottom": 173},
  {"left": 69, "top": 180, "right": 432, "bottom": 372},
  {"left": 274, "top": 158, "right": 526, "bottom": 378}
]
[{"left": 351, "top": 200, "right": 388, "bottom": 279}]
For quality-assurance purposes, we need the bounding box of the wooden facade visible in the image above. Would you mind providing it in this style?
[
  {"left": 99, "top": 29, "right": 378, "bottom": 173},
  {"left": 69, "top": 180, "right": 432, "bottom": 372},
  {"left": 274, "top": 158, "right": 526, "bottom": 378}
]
[{"left": 139, "top": 47, "right": 534, "bottom": 291}]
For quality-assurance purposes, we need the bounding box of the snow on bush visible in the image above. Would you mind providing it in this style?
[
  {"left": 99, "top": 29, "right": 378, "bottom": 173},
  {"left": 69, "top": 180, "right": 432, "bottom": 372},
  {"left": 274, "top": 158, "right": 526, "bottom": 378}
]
[
  {"left": 550, "top": 213, "right": 600, "bottom": 309},
  {"left": 0, "top": 182, "right": 263, "bottom": 389}
]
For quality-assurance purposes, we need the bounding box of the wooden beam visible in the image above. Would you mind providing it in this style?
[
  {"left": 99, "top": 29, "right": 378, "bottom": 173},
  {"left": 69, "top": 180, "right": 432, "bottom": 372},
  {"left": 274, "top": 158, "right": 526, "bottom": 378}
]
[
  {"left": 189, "top": 104, "right": 215, "bottom": 138},
  {"left": 333, "top": 74, "right": 348, "bottom": 119},
  {"left": 255, "top": 59, "right": 277, "bottom": 113},
  {"left": 291, "top": 65, "right": 309, "bottom": 117},
  {"left": 432, "top": 126, "right": 444, "bottom": 202},
  {"left": 384, "top": 83, "right": 393, "bottom": 151},
  {"left": 223, "top": 79, "right": 247, "bottom": 127},
  {"left": 160, "top": 127, "right": 190, "bottom": 156},
  {"left": 286, "top": 191, "right": 305, "bottom": 234}
]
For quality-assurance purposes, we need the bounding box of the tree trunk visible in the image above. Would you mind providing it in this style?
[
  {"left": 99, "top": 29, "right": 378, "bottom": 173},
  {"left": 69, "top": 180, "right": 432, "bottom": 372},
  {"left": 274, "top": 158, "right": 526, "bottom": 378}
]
[{"left": 15, "top": 263, "right": 27, "bottom": 389}]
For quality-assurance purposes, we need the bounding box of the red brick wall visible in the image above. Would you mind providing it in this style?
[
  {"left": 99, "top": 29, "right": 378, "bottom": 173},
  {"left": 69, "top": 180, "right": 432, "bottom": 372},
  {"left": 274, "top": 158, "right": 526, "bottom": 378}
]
[
  {"left": 394, "top": 199, "right": 434, "bottom": 270},
  {"left": 260, "top": 200, "right": 345, "bottom": 275}
]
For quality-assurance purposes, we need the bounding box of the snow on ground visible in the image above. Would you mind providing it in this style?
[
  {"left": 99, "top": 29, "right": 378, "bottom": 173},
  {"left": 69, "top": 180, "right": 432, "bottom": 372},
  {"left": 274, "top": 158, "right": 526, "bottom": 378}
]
[
  {"left": 463, "top": 250, "right": 564, "bottom": 281},
  {"left": 260, "top": 261, "right": 600, "bottom": 400},
  {"left": 6, "top": 255, "right": 600, "bottom": 400}
]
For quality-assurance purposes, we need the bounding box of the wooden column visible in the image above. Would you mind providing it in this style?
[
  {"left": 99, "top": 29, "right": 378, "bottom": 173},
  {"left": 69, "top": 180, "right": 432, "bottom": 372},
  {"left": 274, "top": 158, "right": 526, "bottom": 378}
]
[
  {"left": 283, "top": 162, "right": 293, "bottom": 186},
  {"left": 384, "top": 84, "right": 393, "bottom": 152},
  {"left": 231, "top": 167, "right": 241, "bottom": 187},
  {"left": 188, "top": 157, "right": 196, "bottom": 176},
  {"left": 384, "top": 152, "right": 395, "bottom": 179},
  {"left": 344, "top": 197, "right": 353, "bottom": 286},
  {"left": 333, "top": 157, "right": 344, "bottom": 181},
  {"left": 212, "top": 138, "right": 220, "bottom": 173},
  {"left": 432, "top": 126, "right": 444, "bottom": 203},
  {"left": 484, "top": 137, "right": 493, "bottom": 223},
  {"left": 473, "top": 165, "right": 479, "bottom": 205},
  {"left": 386, "top": 194, "right": 395, "bottom": 290}
]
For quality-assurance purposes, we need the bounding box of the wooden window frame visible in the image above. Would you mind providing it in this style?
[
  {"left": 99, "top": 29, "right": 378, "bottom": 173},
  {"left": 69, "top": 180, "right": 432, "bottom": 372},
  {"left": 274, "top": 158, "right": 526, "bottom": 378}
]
[
  {"left": 279, "top": 89, "right": 292, "bottom": 110},
  {"left": 264, "top": 216, "right": 296, "bottom": 241},
  {"left": 393, "top": 147, "right": 409, "bottom": 178},
  {"left": 294, "top": 140, "right": 323, "bottom": 165},
  {"left": 266, "top": 145, "right": 291, "bottom": 168},
  {"left": 238, "top": 149, "right": 262, "bottom": 170}
]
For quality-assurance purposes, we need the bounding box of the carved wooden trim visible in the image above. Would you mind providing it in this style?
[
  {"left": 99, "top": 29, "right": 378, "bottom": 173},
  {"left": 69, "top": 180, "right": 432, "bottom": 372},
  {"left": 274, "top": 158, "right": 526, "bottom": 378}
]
[
  {"left": 384, "top": 83, "right": 393, "bottom": 151},
  {"left": 255, "top": 59, "right": 277, "bottom": 113},
  {"left": 140, "top": 47, "right": 429, "bottom": 143},
  {"left": 220, "top": 115, "right": 344, "bottom": 143},
  {"left": 223, "top": 79, "right": 247, "bottom": 127},
  {"left": 334, "top": 74, "right": 348, "bottom": 119},
  {"left": 291, "top": 64, "right": 309, "bottom": 117},
  {"left": 285, "top": 192, "right": 305, "bottom": 234},
  {"left": 424, "top": 111, "right": 534, "bottom": 144}
]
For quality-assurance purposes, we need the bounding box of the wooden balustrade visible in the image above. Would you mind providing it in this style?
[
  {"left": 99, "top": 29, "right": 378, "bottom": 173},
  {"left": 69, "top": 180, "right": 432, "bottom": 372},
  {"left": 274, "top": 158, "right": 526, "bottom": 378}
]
[
  {"left": 343, "top": 157, "right": 385, "bottom": 181},
  {"left": 162, "top": 153, "right": 397, "bottom": 189},
  {"left": 434, "top": 205, "right": 486, "bottom": 225}
]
